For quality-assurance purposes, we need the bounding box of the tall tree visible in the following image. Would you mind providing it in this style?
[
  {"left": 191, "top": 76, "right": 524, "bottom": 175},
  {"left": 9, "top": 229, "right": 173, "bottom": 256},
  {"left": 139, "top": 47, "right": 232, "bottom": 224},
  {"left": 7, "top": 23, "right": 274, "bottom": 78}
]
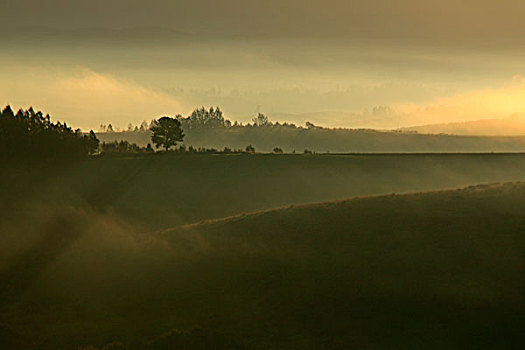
[
  {"left": 150, "top": 116, "right": 185, "bottom": 151},
  {"left": 252, "top": 113, "right": 271, "bottom": 127}
]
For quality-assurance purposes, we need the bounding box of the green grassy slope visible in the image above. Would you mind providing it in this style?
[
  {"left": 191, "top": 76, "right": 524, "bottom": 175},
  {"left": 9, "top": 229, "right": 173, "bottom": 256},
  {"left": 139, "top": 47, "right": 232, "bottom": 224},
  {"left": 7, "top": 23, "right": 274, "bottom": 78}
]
[{"left": 1, "top": 182, "right": 524, "bottom": 349}]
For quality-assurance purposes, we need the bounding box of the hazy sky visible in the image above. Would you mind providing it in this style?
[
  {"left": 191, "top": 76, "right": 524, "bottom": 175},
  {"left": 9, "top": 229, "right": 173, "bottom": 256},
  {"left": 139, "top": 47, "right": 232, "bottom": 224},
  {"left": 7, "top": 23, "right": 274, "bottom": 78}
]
[{"left": 2, "top": 1, "right": 525, "bottom": 129}]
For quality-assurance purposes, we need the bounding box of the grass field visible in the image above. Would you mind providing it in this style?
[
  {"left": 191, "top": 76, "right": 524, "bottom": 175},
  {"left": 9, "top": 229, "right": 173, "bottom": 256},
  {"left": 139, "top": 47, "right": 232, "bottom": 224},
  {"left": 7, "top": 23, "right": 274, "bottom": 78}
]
[
  {"left": 3, "top": 153, "right": 525, "bottom": 229},
  {"left": 97, "top": 128, "right": 525, "bottom": 153},
  {"left": 1, "top": 154, "right": 525, "bottom": 349}
]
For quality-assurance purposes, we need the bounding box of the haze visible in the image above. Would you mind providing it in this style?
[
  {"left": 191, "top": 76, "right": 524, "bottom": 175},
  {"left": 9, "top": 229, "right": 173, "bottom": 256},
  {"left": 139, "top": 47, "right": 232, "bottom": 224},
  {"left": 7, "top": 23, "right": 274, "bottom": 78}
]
[
  {"left": 2, "top": 0, "right": 525, "bottom": 130},
  {"left": 3, "top": 2, "right": 525, "bottom": 348}
]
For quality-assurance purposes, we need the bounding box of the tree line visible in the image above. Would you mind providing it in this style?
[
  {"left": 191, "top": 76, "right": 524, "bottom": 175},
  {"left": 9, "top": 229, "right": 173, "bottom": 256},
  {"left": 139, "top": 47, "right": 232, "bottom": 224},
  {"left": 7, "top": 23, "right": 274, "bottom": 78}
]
[
  {"left": 0, "top": 105, "right": 99, "bottom": 162},
  {"left": 146, "top": 115, "right": 291, "bottom": 153},
  {"left": 101, "top": 140, "right": 260, "bottom": 154},
  {"left": 100, "top": 107, "right": 324, "bottom": 133},
  {"left": 0, "top": 104, "right": 309, "bottom": 159}
]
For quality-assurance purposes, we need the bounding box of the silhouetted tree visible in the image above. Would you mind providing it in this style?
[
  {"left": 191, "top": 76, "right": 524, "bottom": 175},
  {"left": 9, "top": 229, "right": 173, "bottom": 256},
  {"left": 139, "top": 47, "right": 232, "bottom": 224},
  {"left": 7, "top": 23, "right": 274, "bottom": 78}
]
[
  {"left": 305, "top": 121, "right": 316, "bottom": 129},
  {"left": 87, "top": 130, "right": 100, "bottom": 154},
  {"left": 101, "top": 141, "right": 118, "bottom": 153},
  {"left": 252, "top": 113, "right": 271, "bottom": 127},
  {"left": 178, "top": 107, "right": 227, "bottom": 129},
  {"left": 150, "top": 116, "right": 185, "bottom": 151},
  {"left": 273, "top": 147, "right": 283, "bottom": 154},
  {"left": 245, "top": 144, "right": 255, "bottom": 153},
  {"left": 0, "top": 105, "right": 99, "bottom": 161},
  {"left": 101, "top": 140, "right": 145, "bottom": 153},
  {"left": 140, "top": 121, "right": 149, "bottom": 131}
]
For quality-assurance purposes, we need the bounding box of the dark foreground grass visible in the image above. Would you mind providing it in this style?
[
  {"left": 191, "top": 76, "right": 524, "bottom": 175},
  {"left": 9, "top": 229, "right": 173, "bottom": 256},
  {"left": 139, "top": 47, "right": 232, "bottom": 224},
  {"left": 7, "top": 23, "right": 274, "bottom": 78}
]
[{"left": 1, "top": 181, "right": 524, "bottom": 349}]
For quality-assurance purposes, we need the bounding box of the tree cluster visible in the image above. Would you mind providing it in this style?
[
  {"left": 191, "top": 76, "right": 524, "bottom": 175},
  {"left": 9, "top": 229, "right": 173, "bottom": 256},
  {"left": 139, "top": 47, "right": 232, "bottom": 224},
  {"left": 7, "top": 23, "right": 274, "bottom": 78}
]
[
  {"left": 101, "top": 107, "right": 319, "bottom": 134},
  {"left": 0, "top": 105, "right": 99, "bottom": 162},
  {"left": 100, "top": 120, "right": 151, "bottom": 133},
  {"left": 175, "top": 107, "right": 307, "bottom": 129},
  {"left": 177, "top": 106, "right": 230, "bottom": 129},
  {"left": 101, "top": 140, "right": 154, "bottom": 153}
]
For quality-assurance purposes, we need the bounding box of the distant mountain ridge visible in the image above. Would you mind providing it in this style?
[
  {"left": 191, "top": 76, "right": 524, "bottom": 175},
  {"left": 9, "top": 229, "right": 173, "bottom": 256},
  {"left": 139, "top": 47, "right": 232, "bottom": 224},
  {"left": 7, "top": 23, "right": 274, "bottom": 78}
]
[{"left": 401, "top": 114, "right": 525, "bottom": 136}]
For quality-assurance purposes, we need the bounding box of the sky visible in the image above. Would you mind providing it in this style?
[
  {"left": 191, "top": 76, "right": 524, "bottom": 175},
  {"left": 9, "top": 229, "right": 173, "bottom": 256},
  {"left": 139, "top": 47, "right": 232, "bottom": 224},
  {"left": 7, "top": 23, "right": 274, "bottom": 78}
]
[{"left": 2, "top": 0, "right": 525, "bottom": 130}]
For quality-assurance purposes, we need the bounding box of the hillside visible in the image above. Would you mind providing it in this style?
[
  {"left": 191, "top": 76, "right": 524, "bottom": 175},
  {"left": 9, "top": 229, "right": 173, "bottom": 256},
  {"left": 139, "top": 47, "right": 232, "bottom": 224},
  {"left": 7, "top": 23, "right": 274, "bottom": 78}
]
[
  {"left": 1, "top": 182, "right": 524, "bottom": 349},
  {"left": 401, "top": 114, "right": 525, "bottom": 136},
  {"left": 97, "top": 127, "right": 525, "bottom": 153},
  {"left": 4, "top": 153, "right": 525, "bottom": 229}
]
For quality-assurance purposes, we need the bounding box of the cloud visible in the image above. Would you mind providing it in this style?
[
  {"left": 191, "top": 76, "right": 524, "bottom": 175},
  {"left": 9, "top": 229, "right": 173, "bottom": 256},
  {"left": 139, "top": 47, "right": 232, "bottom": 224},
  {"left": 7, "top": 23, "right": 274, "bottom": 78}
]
[
  {"left": 266, "top": 77, "right": 525, "bottom": 130},
  {"left": 0, "top": 68, "right": 182, "bottom": 130},
  {"left": 3, "top": 65, "right": 525, "bottom": 131},
  {"left": 3, "top": 1, "right": 525, "bottom": 48}
]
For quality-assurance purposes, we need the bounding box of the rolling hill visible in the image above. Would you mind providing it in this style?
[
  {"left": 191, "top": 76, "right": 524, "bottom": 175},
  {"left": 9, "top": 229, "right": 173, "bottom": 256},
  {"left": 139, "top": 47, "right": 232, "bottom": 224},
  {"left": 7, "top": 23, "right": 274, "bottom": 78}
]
[
  {"left": 4, "top": 153, "right": 525, "bottom": 230},
  {"left": 96, "top": 127, "right": 525, "bottom": 153},
  {"left": 1, "top": 181, "right": 524, "bottom": 349}
]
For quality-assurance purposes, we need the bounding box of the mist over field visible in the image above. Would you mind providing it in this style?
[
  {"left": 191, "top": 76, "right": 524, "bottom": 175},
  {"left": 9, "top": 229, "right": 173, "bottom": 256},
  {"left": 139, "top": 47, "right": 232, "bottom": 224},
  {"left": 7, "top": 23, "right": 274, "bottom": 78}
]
[
  {"left": 3, "top": 153, "right": 525, "bottom": 229},
  {"left": 2, "top": 1, "right": 525, "bottom": 349},
  {"left": 2, "top": 159, "right": 525, "bottom": 348}
]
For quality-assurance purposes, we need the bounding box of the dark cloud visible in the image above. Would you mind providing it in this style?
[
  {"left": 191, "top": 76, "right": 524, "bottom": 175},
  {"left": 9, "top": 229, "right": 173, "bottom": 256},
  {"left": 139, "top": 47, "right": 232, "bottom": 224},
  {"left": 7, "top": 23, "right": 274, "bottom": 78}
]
[{"left": 2, "top": 0, "right": 525, "bottom": 47}]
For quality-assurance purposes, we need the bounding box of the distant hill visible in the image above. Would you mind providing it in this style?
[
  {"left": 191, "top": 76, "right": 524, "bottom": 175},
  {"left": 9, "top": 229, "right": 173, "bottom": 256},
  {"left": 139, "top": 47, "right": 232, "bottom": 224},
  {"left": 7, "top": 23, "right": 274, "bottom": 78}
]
[
  {"left": 401, "top": 113, "right": 525, "bottom": 136},
  {"left": 7, "top": 153, "right": 525, "bottom": 230},
  {"left": 97, "top": 126, "right": 525, "bottom": 153},
  {"left": 268, "top": 110, "right": 394, "bottom": 129}
]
